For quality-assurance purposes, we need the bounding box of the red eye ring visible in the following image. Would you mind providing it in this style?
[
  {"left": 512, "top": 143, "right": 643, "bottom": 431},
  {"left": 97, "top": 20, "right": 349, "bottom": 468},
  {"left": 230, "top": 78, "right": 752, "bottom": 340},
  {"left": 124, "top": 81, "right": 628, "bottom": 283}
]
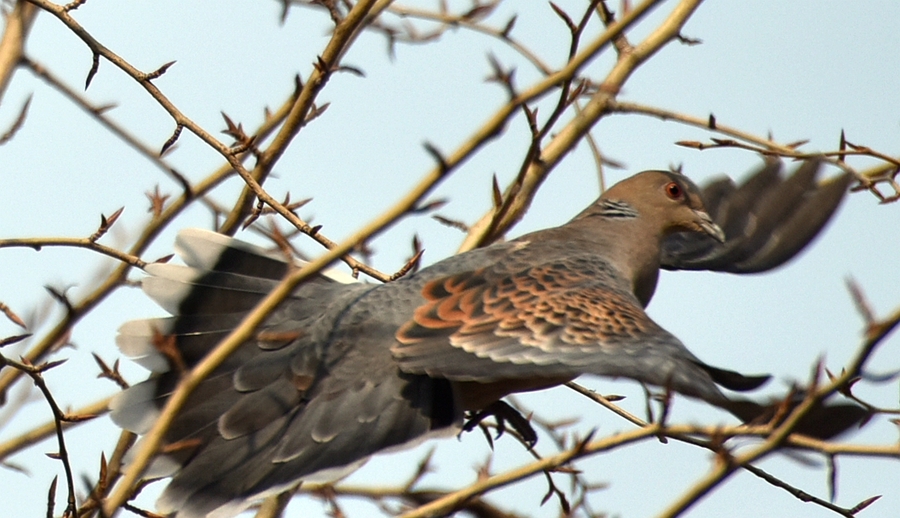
[{"left": 665, "top": 181, "right": 683, "bottom": 200}]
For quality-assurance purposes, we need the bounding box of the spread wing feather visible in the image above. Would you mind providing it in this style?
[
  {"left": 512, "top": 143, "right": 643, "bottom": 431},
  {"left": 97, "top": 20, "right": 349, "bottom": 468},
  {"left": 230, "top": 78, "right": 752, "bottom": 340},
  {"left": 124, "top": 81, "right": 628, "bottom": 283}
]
[{"left": 661, "top": 159, "right": 851, "bottom": 272}]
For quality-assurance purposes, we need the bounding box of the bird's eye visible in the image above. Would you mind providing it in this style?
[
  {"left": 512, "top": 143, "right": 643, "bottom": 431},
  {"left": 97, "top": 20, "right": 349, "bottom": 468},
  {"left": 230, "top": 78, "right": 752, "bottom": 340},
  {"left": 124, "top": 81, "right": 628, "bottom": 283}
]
[{"left": 665, "top": 181, "right": 683, "bottom": 200}]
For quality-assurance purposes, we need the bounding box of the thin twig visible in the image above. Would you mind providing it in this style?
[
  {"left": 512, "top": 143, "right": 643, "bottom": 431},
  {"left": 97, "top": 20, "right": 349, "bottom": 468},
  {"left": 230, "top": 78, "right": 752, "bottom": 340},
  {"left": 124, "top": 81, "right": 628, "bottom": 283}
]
[
  {"left": 0, "top": 237, "right": 146, "bottom": 268},
  {"left": 0, "top": 354, "right": 78, "bottom": 516},
  {"left": 459, "top": 0, "right": 692, "bottom": 251}
]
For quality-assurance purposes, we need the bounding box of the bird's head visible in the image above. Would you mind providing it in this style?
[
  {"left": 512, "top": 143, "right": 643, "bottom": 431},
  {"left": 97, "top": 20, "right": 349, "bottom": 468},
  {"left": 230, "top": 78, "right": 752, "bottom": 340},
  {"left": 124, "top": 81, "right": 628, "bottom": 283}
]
[{"left": 598, "top": 170, "right": 725, "bottom": 243}]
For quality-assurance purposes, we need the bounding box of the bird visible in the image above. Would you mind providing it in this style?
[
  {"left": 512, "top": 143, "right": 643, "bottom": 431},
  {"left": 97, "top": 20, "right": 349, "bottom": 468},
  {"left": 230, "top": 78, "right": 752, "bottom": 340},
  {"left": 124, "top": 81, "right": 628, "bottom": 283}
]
[{"left": 110, "top": 158, "right": 864, "bottom": 518}]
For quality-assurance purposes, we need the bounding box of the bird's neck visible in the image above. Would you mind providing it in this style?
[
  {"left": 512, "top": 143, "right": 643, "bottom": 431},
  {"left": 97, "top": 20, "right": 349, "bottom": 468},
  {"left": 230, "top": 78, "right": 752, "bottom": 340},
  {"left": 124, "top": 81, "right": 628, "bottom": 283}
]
[
  {"left": 570, "top": 210, "right": 664, "bottom": 307},
  {"left": 626, "top": 248, "right": 660, "bottom": 307}
]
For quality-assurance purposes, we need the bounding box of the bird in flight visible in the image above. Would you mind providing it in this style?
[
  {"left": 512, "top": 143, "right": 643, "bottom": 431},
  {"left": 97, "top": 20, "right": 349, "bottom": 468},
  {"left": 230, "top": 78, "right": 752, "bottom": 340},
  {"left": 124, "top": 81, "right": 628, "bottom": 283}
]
[{"left": 111, "top": 159, "right": 864, "bottom": 518}]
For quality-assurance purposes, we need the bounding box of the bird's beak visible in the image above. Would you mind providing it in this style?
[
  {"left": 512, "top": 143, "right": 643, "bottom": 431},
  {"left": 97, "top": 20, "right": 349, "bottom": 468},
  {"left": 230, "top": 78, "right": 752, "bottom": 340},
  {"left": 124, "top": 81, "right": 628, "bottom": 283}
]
[{"left": 694, "top": 209, "right": 726, "bottom": 243}]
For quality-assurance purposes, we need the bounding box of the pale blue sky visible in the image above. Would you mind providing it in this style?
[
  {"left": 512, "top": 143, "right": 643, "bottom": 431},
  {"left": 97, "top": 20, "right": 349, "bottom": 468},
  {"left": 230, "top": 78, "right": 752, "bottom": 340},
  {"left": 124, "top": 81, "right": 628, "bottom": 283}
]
[{"left": 1, "top": 2, "right": 898, "bottom": 517}]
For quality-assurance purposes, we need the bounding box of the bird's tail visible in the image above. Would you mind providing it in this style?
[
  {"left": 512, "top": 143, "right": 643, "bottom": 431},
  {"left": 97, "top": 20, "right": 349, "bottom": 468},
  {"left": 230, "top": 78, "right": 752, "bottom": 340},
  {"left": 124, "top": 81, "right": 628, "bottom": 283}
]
[{"left": 110, "top": 228, "right": 358, "bottom": 473}]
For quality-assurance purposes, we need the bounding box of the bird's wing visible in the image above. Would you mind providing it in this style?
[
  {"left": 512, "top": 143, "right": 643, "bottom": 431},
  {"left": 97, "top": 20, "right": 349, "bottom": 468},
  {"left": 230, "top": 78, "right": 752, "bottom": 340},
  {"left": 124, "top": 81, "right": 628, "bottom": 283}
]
[
  {"left": 661, "top": 159, "right": 852, "bottom": 272},
  {"left": 393, "top": 252, "right": 751, "bottom": 406}
]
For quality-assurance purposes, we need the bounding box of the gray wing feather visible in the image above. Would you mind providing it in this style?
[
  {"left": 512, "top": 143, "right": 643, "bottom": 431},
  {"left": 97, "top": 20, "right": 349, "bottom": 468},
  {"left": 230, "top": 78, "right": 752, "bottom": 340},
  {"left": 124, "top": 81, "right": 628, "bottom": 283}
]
[
  {"left": 218, "top": 377, "right": 302, "bottom": 440},
  {"left": 661, "top": 159, "right": 850, "bottom": 272}
]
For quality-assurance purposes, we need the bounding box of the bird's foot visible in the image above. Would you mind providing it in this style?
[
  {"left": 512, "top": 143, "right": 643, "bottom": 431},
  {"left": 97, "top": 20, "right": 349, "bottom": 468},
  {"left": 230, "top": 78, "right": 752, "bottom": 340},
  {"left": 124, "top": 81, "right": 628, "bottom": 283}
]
[{"left": 461, "top": 400, "right": 538, "bottom": 449}]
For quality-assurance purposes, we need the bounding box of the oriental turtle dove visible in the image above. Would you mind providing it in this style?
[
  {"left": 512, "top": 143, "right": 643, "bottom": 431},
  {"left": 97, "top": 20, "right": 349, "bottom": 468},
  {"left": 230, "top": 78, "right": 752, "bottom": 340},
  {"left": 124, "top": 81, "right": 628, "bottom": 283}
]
[{"left": 111, "top": 159, "right": 863, "bottom": 518}]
